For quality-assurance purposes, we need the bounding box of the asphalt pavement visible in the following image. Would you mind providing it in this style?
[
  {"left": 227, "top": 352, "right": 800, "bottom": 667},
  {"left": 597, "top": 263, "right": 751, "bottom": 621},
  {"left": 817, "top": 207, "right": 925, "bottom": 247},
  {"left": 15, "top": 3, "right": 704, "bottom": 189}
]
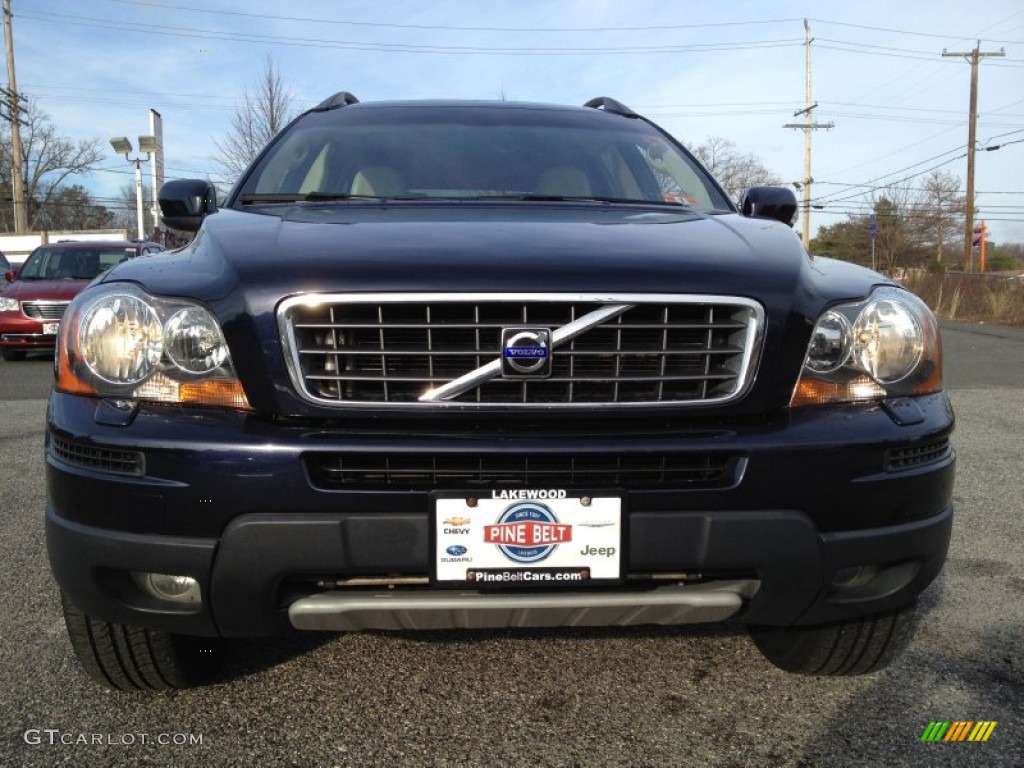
[{"left": 0, "top": 322, "right": 1021, "bottom": 767}]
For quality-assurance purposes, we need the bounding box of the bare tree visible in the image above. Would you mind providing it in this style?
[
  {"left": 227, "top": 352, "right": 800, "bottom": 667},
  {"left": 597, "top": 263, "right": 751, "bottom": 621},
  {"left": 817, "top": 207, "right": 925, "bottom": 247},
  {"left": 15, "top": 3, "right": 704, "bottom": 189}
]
[
  {"left": 106, "top": 182, "right": 154, "bottom": 234},
  {"left": 689, "top": 136, "right": 783, "bottom": 202},
  {"left": 214, "top": 56, "right": 296, "bottom": 180},
  {"left": 868, "top": 172, "right": 965, "bottom": 268},
  {"left": 32, "top": 184, "right": 111, "bottom": 231},
  {"left": 0, "top": 100, "right": 103, "bottom": 231},
  {"left": 869, "top": 196, "right": 907, "bottom": 272},
  {"left": 910, "top": 170, "right": 965, "bottom": 266}
]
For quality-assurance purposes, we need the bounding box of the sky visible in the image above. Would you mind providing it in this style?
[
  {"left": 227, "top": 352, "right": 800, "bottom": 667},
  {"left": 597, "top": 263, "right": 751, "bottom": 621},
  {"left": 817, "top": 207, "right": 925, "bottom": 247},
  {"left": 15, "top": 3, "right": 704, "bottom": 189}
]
[{"left": 7, "top": 0, "right": 1024, "bottom": 245}]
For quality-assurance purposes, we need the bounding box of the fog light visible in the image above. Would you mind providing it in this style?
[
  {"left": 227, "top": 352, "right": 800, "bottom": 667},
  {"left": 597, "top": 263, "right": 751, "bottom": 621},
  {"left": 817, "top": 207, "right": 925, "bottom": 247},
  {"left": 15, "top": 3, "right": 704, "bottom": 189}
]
[
  {"left": 830, "top": 565, "right": 878, "bottom": 589},
  {"left": 831, "top": 567, "right": 864, "bottom": 588},
  {"left": 134, "top": 572, "right": 201, "bottom": 604}
]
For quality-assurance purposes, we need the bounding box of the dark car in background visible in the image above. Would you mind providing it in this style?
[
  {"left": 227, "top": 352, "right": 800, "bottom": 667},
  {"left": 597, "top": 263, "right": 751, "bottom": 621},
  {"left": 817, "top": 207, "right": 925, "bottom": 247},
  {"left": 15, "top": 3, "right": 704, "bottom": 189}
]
[
  {"left": 45, "top": 95, "right": 955, "bottom": 690},
  {"left": 0, "top": 240, "right": 163, "bottom": 361},
  {"left": 0, "top": 251, "right": 10, "bottom": 291}
]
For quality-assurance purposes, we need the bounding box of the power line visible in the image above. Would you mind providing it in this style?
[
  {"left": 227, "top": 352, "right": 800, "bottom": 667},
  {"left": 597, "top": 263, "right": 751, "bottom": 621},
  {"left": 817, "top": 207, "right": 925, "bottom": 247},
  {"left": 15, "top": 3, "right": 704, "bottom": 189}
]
[
  {"left": 19, "top": 11, "right": 803, "bottom": 56},
  {"left": 808, "top": 17, "right": 1023, "bottom": 45},
  {"left": 817, "top": 41, "right": 1024, "bottom": 67},
  {"left": 104, "top": 0, "right": 804, "bottom": 34},
  {"left": 813, "top": 144, "right": 969, "bottom": 204},
  {"left": 96, "top": 1, "right": 1024, "bottom": 44}
]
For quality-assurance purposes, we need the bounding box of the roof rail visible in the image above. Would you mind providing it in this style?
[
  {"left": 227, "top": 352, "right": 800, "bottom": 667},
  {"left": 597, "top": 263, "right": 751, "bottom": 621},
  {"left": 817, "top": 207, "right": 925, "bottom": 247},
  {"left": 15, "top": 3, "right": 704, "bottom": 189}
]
[
  {"left": 312, "top": 91, "right": 361, "bottom": 112},
  {"left": 582, "top": 97, "right": 637, "bottom": 118}
]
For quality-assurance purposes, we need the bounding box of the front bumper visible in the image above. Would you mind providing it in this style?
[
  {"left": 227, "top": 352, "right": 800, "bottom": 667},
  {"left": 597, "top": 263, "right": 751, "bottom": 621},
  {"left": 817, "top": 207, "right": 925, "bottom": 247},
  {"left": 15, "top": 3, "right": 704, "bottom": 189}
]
[
  {"left": 0, "top": 315, "right": 55, "bottom": 348},
  {"left": 45, "top": 390, "right": 956, "bottom": 638}
]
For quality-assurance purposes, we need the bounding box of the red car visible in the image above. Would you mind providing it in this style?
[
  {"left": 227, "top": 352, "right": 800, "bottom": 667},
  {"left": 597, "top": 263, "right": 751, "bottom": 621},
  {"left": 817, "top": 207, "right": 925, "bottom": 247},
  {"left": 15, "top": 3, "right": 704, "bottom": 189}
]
[{"left": 0, "top": 240, "right": 163, "bottom": 361}]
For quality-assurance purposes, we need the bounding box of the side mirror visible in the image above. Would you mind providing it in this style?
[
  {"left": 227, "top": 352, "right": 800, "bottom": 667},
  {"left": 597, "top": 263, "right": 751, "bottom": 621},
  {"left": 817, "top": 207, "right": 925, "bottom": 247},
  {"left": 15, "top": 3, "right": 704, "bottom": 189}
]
[
  {"left": 159, "top": 179, "right": 217, "bottom": 233},
  {"left": 739, "top": 187, "right": 798, "bottom": 227},
  {"left": 3, "top": 270, "right": 14, "bottom": 283}
]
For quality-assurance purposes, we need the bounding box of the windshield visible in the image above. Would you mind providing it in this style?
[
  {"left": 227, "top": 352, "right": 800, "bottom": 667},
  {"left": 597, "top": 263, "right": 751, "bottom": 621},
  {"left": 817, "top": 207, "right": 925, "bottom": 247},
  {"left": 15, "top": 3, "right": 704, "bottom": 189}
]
[
  {"left": 236, "top": 105, "right": 731, "bottom": 212},
  {"left": 17, "top": 247, "right": 134, "bottom": 280}
]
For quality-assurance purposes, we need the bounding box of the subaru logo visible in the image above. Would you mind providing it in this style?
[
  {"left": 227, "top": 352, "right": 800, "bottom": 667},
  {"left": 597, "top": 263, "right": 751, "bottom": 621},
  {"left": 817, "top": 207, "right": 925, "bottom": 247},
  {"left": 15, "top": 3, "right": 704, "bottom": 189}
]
[
  {"left": 501, "top": 328, "right": 552, "bottom": 378},
  {"left": 446, "top": 545, "right": 468, "bottom": 556}
]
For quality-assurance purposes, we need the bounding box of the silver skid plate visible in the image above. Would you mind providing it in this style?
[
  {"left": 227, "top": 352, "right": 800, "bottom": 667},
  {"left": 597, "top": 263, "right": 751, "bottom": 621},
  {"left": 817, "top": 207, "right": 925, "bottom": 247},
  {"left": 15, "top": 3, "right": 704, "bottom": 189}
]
[{"left": 288, "top": 581, "right": 757, "bottom": 632}]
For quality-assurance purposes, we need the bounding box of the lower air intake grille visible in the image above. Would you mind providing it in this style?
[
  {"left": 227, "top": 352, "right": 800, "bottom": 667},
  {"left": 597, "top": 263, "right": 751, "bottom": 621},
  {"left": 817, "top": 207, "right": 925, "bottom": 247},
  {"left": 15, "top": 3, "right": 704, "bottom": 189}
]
[
  {"left": 50, "top": 435, "right": 145, "bottom": 476},
  {"left": 887, "top": 439, "right": 951, "bottom": 471},
  {"left": 305, "top": 452, "right": 738, "bottom": 490}
]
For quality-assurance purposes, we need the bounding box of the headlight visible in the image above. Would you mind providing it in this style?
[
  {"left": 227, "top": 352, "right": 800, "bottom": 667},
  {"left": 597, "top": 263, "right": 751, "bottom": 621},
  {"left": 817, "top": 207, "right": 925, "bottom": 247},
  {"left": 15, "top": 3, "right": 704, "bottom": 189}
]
[
  {"left": 164, "top": 307, "right": 229, "bottom": 373},
  {"left": 791, "top": 286, "right": 941, "bottom": 407},
  {"left": 804, "top": 310, "right": 851, "bottom": 374},
  {"left": 0, "top": 297, "right": 19, "bottom": 312},
  {"left": 851, "top": 299, "right": 922, "bottom": 383},
  {"left": 81, "top": 294, "right": 163, "bottom": 384},
  {"left": 56, "top": 284, "right": 250, "bottom": 409}
]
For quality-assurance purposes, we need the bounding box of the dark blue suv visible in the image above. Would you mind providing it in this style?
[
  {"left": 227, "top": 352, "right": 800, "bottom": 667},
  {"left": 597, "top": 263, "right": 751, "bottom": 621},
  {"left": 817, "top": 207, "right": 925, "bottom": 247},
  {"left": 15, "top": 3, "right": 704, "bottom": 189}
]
[{"left": 46, "top": 95, "right": 954, "bottom": 689}]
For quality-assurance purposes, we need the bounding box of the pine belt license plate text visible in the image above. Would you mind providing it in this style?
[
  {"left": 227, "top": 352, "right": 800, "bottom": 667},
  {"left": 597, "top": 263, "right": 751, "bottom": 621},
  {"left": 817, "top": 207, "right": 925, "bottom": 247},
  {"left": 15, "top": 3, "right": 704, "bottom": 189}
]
[
  {"left": 43, "top": 322, "right": 60, "bottom": 335},
  {"left": 435, "top": 492, "right": 622, "bottom": 585}
]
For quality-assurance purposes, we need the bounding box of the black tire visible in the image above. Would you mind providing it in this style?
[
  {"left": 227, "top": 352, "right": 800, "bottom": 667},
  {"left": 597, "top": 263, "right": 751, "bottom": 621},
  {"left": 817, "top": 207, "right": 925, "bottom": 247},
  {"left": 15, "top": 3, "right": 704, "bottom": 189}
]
[
  {"left": 1, "top": 347, "right": 26, "bottom": 361},
  {"left": 748, "top": 601, "right": 917, "bottom": 676},
  {"left": 61, "top": 592, "right": 219, "bottom": 691}
]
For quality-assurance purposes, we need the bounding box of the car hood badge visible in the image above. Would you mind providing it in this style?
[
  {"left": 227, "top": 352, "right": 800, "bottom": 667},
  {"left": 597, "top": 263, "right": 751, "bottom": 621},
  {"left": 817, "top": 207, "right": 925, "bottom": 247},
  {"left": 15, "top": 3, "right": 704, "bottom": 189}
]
[{"left": 501, "top": 328, "right": 552, "bottom": 378}]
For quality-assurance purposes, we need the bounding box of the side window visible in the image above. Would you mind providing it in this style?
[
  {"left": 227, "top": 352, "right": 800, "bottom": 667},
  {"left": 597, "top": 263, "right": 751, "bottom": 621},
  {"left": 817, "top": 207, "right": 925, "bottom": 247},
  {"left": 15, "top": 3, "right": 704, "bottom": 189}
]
[{"left": 97, "top": 250, "right": 130, "bottom": 271}]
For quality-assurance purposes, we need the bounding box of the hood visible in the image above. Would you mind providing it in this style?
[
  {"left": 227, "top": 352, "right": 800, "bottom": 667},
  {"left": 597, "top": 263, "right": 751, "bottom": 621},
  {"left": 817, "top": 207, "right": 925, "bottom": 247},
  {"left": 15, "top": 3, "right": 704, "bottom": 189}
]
[
  {"left": 108, "top": 202, "right": 822, "bottom": 303},
  {"left": 3, "top": 277, "right": 91, "bottom": 302}
]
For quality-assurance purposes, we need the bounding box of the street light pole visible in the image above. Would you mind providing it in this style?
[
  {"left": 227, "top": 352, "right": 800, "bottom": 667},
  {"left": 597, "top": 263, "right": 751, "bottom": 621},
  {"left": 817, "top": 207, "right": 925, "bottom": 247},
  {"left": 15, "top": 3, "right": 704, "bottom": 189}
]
[{"left": 133, "top": 158, "right": 145, "bottom": 241}]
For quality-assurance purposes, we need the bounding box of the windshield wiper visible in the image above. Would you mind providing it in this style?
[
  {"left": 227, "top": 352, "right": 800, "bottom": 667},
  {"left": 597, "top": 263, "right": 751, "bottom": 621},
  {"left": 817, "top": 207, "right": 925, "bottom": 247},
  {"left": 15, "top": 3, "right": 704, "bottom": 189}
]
[{"left": 239, "top": 192, "right": 383, "bottom": 205}]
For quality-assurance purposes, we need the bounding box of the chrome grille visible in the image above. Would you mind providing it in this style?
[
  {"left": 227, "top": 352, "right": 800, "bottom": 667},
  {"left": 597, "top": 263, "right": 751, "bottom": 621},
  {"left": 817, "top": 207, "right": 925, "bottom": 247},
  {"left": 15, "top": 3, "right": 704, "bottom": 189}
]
[
  {"left": 305, "top": 452, "right": 739, "bottom": 490},
  {"left": 280, "top": 294, "right": 762, "bottom": 407},
  {"left": 22, "top": 301, "right": 69, "bottom": 320}
]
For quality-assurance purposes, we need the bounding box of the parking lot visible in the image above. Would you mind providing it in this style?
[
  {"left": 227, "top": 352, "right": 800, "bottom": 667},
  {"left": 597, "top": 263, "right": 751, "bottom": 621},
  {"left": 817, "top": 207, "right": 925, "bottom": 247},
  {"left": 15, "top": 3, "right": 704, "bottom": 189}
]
[{"left": 1, "top": 321, "right": 1021, "bottom": 767}]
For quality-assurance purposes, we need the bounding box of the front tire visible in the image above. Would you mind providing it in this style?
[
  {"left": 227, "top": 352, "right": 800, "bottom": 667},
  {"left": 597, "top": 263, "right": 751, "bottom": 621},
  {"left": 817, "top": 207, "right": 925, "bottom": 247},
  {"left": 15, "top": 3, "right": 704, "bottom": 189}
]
[
  {"left": 748, "top": 602, "right": 917, "bottom": 676},
  {"left": 61, "top": 592, "right": 219, "bottom": 690}
]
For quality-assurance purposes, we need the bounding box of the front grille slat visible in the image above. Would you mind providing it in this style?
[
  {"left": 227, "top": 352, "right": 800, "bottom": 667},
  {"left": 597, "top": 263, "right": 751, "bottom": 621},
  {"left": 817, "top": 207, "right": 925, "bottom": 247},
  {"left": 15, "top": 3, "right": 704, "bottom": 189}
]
[
  {"left": 306, "top": 452, "right": 737, "bottom": 490},
  {"left": 281, "top": 294, "right": 761, "bottom": 407},
  {"left": 22, "top": 301, "right": 70, "bottom": 320}
]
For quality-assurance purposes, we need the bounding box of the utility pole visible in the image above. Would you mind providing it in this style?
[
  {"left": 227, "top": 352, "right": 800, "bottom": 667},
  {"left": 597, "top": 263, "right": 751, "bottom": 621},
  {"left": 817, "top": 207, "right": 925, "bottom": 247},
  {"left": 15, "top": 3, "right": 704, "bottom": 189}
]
[
  {"left": 2, "top": 0, "right": 28, "bottom": 233},
  {"left": 943, "top": 41, "right": 1004, "bottom": 271},
  {"left": 784, "top": 20, "right": 834, "bottom": 249}
]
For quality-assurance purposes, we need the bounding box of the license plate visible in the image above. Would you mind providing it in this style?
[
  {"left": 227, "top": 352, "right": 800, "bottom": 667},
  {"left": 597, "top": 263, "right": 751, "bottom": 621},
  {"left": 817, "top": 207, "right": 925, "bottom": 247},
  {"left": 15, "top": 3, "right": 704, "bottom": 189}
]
[
  {"left": 434, "top": 492, "right": 622, "bottom": 585},
  {"left": 42, "top": 322, "right": 60, "bottom": 335}
]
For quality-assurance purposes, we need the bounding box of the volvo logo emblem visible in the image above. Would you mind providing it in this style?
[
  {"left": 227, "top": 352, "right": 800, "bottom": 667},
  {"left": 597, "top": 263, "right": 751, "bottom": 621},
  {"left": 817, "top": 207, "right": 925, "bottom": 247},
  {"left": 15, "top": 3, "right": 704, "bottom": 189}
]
[{"left": 501, "top": 328, "right": 552, "bottom": 378}]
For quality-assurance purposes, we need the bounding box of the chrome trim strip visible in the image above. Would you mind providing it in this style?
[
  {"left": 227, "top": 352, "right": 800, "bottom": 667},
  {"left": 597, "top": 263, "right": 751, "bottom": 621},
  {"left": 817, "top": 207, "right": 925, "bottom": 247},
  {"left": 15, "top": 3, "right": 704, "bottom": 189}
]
[
  {"left": 277, "top": 293, "right": 765, "bottom": 409},
  {"left": 288, "top": 580, "right": 758, "bottom": 631}
]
